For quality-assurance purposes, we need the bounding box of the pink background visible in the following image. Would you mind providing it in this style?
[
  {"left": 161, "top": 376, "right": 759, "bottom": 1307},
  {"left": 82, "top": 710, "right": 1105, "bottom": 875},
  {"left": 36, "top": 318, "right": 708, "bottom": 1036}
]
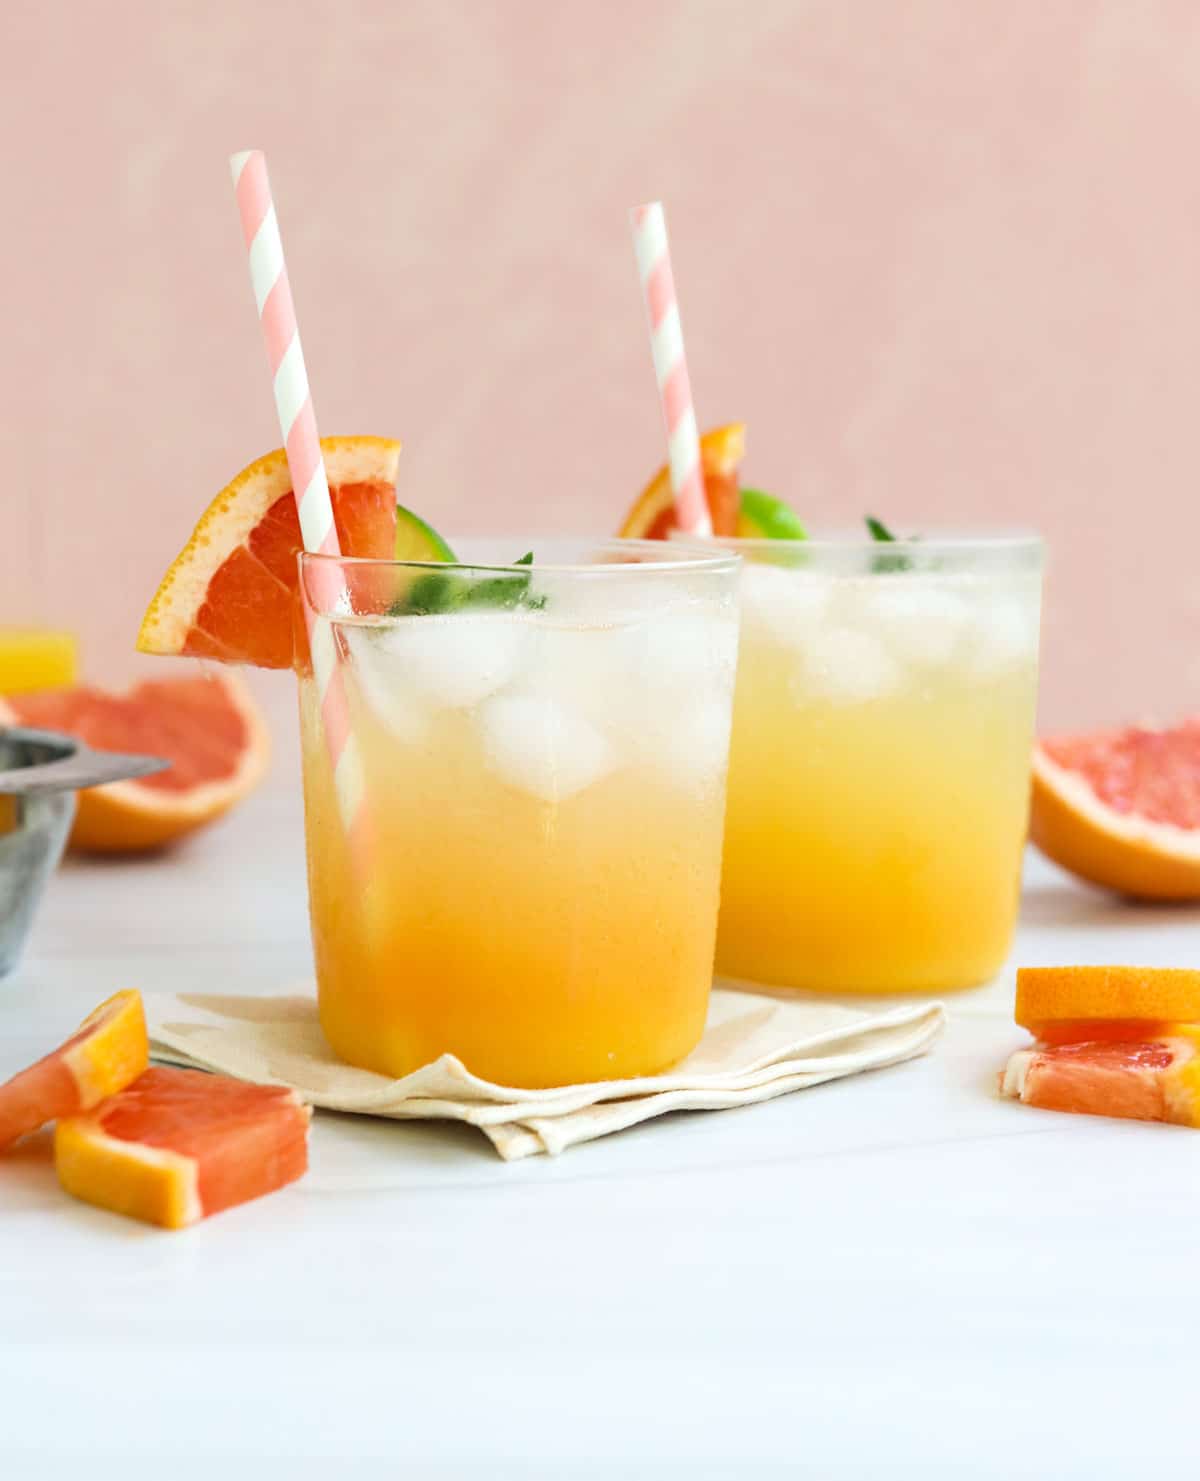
[{"left": 4, "top": 0, "right": 1199, "bottom": 752}]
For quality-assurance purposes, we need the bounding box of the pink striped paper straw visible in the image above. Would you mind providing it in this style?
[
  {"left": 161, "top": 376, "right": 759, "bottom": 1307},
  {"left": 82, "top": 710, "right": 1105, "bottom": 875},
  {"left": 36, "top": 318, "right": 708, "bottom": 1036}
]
[
  {"left": 230, "top": 149, "right": 364, "bottom": 838},
  {"left": 629, "top": 201, "right": 712, "bottom": 537}
]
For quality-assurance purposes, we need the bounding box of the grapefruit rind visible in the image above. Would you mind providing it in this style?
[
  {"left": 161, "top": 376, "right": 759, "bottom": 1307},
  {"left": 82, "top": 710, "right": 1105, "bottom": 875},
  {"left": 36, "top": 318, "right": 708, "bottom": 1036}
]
[
  {"left": 0, "top": 989, "right": 148, "bottom": 1151},
  {"left": 1031, "top": 743, "right": 1200, "bottom": 900},
  {"left": 619, "top": 423, "right": 746, "bottom": 539},
  {"left": 54, "top": 1067, "right": 311, "bottom": 1230},
  {"left": 66, "top": 673, "right": 270, "bottom": 854},
  {"left": 55, "top": 1118, "right": 202, "bottom": 1229},
  {"left": 136, "top": 436, "right": 401, "bottom": 660},
  {"left": 60, "top": 990, "right": 149, "bottom": 1104},
  {"left": 0, "top": 672, "right": 272, "bottom": 854},
  {"left": 1015, "top": 965, "right": 1200, "bottom": 1036}
]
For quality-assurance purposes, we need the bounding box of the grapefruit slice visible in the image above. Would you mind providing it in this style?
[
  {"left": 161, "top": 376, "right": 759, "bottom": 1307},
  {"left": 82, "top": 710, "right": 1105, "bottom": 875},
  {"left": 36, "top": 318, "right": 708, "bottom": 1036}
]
[
  {"left": 0, "top": 990, "right": 148, "bottom": 1151},
  {"left": 137, "top": 436, "right": 400, "bottom": 669},
  {"left": 1031, "top": 722, "right": 1200, "bottom": 900},
  {"left": 55, "top": 1066, "right": 310, "bottom": 1229},
  {"left": 1000, "top": 1029, "right": 1200, "bottom": 1126},
  {"left": 1015, "top": 965, "right": 1200, "bottom": 1044},
  {"left": 0, "top": 671, "right": 269, "bottom": 853},
  {"left": 619, "top": 423, "right": 745, "bottom": 539}
]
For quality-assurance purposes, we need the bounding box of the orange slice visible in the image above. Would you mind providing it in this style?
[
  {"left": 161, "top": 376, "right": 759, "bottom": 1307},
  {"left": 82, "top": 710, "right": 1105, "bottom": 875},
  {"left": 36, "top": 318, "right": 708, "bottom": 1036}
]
[
  {"left": 1000, "top": 1028, "right": 1200, "bottom": 1126},
  {"left": 0, "top": 670, "right": 270, "bottom": 853},
  {"left": 1015, "top": 965, "right": 1200, "bottom": 1043},
  {"left": 137, "top": 435, "right": 400, "bottom": 669},
  {"left": 1031, "top": 723, "right": 1200, "bottom": 900},
  {"left": 619, "top": 423, "right": 745, "bottom": 539},
  {"left": 0, "top": 990, "right": 148, "bottom": 1151},
  {"left": 55, "top": 1066, "right": 310, "bottom": 1229}
]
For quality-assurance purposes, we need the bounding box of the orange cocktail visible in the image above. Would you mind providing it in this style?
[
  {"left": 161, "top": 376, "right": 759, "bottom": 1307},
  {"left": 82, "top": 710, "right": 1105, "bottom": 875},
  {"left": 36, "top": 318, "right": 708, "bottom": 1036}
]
[{"left": 298, "top": 540, "right": 740, "bottom": 1087}]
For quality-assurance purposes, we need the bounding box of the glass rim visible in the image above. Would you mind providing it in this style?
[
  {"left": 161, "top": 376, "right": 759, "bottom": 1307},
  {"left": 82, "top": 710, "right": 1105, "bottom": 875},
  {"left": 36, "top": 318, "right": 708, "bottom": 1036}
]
[
  {"left": 676, "top": 529, "right": 1044, "bottom": 556},
  {"left": 299, "top": 536, "right": 742, "bottom": 578}
]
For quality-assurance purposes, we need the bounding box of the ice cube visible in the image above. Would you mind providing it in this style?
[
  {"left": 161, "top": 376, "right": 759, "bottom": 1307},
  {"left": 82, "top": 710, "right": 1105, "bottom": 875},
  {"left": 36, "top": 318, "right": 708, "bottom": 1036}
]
[
  {"left": 478, "top": 693, "right": 615, "bottom": 803},
  {"left": 739, "top": 564, "right": 833, "bottom": 648},
  {"left": 616, "top": 606, "right": 739, "bottom": 696},
  {"left": 855, "top": 582, "right": 971, "bottom": 666},
  {"left": 796, "top": 626, "right": 901, "bottom": 704},
  {"left": 652, "top": 696, "right": 734, "bottom": 791},
  {"left": 971, "top": 597, "right": 1041, "bottom": 674},
  {"left": 352, "top": 613, "right": 524, "bottom": 710},
  {"left": 339, "top": 625, "right": 431, "bottom": 744}
]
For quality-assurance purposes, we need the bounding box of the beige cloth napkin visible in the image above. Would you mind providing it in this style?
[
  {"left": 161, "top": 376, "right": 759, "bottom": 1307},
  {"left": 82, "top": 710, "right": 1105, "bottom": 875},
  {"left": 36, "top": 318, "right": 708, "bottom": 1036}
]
[{"left": 144, "top": 988, "right": 944, "bottom": 1161}]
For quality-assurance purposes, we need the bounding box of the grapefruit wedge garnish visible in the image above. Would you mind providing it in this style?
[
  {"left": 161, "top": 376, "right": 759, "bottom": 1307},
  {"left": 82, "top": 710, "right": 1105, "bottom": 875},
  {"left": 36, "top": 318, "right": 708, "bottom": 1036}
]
[
  {"left": 0, "top": 990, "right": 148, "bottom": 1151},
  {"left": 1031, "top": 721, "right": 1200, "bottom": 900},
  {"left": 55, "top": 1066, "right": 310, "bottom": 1229},
  {"left": 0, "top": 671, "right": 269, "bottom": 853},
  {"left": 1000, "top": 967, "right": 1200, "bottom": 1127},
  {"left": 619, "top": 423, "right": 745, "bottom": 539},
  {"left": 137, "top": 435, "right": 400, "bottom": 669}
]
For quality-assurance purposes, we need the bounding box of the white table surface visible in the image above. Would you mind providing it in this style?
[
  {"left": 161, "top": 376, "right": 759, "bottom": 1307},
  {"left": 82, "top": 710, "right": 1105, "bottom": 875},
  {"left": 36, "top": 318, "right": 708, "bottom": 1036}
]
[{"left": 3, "top": 785, "right": 1199, "bottom": 1479}]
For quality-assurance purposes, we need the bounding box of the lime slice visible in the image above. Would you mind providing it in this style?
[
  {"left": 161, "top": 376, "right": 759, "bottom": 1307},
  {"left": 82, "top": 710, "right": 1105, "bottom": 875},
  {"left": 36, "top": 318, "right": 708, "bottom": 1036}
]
[
  {"left": 736, "top": 489, "right": 807, "bottom": 540},
  {"left": 394, "top": 505, "right": 457, "bottom": 563}
]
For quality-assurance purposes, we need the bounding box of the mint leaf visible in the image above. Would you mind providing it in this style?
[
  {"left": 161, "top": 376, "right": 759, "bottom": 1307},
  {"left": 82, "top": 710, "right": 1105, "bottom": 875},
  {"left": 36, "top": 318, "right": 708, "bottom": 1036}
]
[
  {"left": 398, "top": 571, "right": 462, "bottom": 614},
  {"left": 461, "top": 552, "right": 535, "bottom": 610},
  {"left": 866, "top": 514, "right": 914, "bottom": 573},
  {"left": 392, "top": 552, "right": 543, "bottom": 615}
]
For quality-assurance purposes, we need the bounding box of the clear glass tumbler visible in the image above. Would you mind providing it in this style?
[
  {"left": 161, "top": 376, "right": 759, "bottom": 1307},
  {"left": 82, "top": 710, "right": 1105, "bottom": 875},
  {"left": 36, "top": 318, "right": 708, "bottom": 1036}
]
[
  {"left": 705, "top": 533, "right": 1043, "bottom": 993},
  {"left": 297, "top": 540, "right": 741, "bottom": 1087}
]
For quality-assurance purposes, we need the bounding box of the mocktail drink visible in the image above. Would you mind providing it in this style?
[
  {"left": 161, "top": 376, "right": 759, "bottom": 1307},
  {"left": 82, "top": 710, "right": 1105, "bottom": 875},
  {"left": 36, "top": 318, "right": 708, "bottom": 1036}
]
[
  {"left": 298, "top": 542, "right": 740, "bottom": 1087},
  {"left": 715, "top": 538, "right": 1042, "bottom": 992}
]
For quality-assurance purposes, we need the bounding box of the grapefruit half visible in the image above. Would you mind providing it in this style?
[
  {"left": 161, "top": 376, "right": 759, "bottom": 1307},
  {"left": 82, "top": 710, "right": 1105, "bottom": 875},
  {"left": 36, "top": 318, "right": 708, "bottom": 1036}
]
[
  {"left": 0, "top": 990, "right": 148, "bottom": 1151},
  {"left": 1031, "top": 723, "right": 1200, "bottom": 900},
  {"left": 137, "top": 435, "right": 400, "bottom": 669},
  {"left": 0, "top": 671, "right": 269, "bottom": 853},
  {"left": 55, "top": 1066, "right": 310, "bottom": 1229},
  {"left": 619, "top": 424, "right": 745, "bottom": 539}
]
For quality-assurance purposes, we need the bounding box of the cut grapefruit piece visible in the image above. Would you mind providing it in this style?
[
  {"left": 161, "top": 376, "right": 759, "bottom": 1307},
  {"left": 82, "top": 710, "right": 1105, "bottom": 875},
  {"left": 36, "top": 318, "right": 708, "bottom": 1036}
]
[
  {"left": 1015, "top": 965, "right": 1200, "bottom": 1043},
  {"left": 55, "top": 1066, "right": 310, "bottom": 1229},
  {"left": 0, "top": 670, "right": 269, "bottom": 853},
  {"left": 619, "top": 423, "right": 745, "bottom": 539},
  {"left": 137, "top": 436, "right": 400, "bottom": 669},
  {"left": 0, "top": 990, "right": 148, "bottom": 1151},
  {"left": 1031, "top": 722, "right": 1200, "bottom": 900},
  {"left": 1000, "top": 1028, "right": 1200, "bottom": 1126}
]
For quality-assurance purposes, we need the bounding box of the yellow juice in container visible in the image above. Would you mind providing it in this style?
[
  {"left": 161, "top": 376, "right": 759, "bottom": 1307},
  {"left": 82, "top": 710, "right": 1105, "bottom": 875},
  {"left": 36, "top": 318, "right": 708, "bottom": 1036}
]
[
  {"left": 297, "top": 539, "right": 741, "bottom": 1088},
  {"left": 712, "top": 536, "right": 1043, "bottom": 993},
  {"left": 0, "top": 629, "right": 78, "bottom": 694}
]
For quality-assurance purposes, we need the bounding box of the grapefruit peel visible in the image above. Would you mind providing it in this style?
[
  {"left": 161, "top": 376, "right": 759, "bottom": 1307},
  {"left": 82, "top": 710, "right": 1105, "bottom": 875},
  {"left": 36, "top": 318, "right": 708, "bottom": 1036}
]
[
  {"left": 55, "top": 1066, "right": 311, "bottom": 1230},
  {"left": 0, "top": 671, "right": 271, "bottom": 854},
  {"left": 0, "top": 990, "right": 148, "bottom": 1151},
  {"left": 1031, "top": 729, "right": 1200, "bottom": 901},
  {"left": 137, "top": 436, "right": 400, "bottom": 669},
  {"left": 1000, "top": 966, "right": 1200, "bottom": 1127},
  {"left": 619, "top": 424, "right": 745, "bottom": 540}
]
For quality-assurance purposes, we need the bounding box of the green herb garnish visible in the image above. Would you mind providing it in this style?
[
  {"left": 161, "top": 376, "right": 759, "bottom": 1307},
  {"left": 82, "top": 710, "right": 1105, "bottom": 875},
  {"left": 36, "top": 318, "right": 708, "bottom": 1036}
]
[
  {"left": 392, "top": 552, "right": 545, "bottom": 615},
  {"left": 866, "top": 515, "right": 914, "bottom": 573}
]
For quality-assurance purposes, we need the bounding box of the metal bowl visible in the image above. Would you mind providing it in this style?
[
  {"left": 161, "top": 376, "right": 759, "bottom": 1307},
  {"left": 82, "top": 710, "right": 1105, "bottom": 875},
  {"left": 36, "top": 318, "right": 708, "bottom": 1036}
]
[{"left": 0, "top": 727, "right": 166, "bottom": 977}]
